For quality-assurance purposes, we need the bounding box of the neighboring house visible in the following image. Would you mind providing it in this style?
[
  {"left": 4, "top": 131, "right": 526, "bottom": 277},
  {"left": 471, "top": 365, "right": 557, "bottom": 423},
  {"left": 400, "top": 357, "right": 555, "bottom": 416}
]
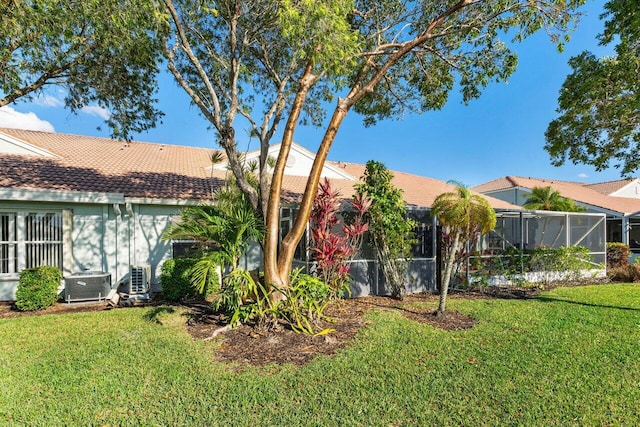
[
  {"left": 473, "top": 176, "right": 640, "bottom": 248},
  {"left": 0, "top": 128, "right": 522, "bottom": 300}
]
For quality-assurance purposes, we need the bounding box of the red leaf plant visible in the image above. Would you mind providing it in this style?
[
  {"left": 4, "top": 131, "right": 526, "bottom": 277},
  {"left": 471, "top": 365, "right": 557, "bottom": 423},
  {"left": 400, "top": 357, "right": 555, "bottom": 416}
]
[{"left": 309, "top": 178, "right": 370, "bottom": 294}]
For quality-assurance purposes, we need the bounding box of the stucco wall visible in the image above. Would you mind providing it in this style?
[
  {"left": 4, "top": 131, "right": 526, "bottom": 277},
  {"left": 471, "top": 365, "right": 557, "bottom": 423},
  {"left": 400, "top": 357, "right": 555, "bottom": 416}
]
[{"left": 0, "top": 199, "right": 183, "bottom": 300}]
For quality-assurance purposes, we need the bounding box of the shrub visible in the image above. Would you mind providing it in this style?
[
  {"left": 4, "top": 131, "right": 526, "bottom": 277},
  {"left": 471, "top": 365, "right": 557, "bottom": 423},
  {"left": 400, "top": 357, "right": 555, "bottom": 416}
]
[
  {"left": 606, "top": 242, "right": 630, "bottom": 269},
  {"left": 309, "top": 178, "right": 369, "bottom": 296},
  {"left": 160, "top": 258, "right": 218, "bottom": 302},
  {"left": 16, "top": 266, "right": 62, "bottom": 311},
  {"left": 607, "top": 266, "right": 632, "bottom": 282},
  {"left": 607, "top": 260, "right": 640, "bottom": 283},
  {"left": 630, "top": 263, "right": 640, "bottom": 282},
  {"left": 275, "top": 272, "right": 333, "bottom": 334},
  {"left": 213, "top": 269, "right": 266, "bottom": 327}
]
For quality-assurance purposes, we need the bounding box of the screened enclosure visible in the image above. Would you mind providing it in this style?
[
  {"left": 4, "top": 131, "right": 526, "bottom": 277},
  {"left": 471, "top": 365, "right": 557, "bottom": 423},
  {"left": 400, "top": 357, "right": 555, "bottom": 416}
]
[
  {"left": 292, "top": 207, "right": 607, "bottom": 297},
  {"left": 467, "top": 210, "right": 607, "bottom": 285},
  {"left": 293, "top": 208, "right": 439, "bottom": 297}
]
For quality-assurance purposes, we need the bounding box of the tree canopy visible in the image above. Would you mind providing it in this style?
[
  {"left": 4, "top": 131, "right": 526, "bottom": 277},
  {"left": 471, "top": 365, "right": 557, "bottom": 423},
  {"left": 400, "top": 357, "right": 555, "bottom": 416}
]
[
  {"left": 522, "top": 186, "right": 585, "bottom": 212},
  {"left": 161, "top": 0, "right": 586, "bottom": 290},
  {"left": 545, "top": 0, "right": 640, "bottom": 175},
  {"left": 0, "top": 0, "right": 164, "bottom": 138}
]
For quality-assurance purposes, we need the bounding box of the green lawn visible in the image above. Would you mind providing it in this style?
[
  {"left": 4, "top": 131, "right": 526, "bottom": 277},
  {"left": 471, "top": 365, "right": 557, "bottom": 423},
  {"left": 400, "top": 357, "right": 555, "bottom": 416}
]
[{"left": 1, "top": 284, "right": 639, "bottom": 425}]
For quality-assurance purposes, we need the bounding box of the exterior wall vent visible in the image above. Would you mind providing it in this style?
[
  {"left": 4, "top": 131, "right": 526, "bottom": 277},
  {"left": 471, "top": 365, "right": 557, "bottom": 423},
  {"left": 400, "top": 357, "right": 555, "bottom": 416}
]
[{"left": 129, "top": 264, "right": 151, "bottom": 294}]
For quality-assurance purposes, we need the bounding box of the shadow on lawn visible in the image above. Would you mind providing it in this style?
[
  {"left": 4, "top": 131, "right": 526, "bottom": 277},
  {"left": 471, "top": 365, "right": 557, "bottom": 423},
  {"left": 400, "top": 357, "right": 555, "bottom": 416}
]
[
  {"left": 143, "top": 306, "right": 176, "bottom": 324},
  {"left": 535, "top": 295, "right": 640, "bottom": 312}
]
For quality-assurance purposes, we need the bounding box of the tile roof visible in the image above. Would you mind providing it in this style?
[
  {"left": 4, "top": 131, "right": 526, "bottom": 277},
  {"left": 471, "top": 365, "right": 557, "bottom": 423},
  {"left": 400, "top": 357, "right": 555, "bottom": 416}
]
[
  {"left": 327, "top": 161, "right": 518, "bottom": 210},
  {"left": 1, "top": 128, "right": 519, "bottom": 210},
  {"left": 472, "top": 175, "right": 640, "bottom": 215},
  {"left": 0, "top": 128, "right": 220, "bottom": 200},
  {"left": 585, "top": 178, "right": 636, "bottom": 195}
]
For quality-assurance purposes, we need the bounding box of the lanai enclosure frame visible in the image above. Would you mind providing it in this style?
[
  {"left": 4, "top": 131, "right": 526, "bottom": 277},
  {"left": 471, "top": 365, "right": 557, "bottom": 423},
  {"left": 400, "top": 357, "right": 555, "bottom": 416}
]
[{"left": 285, "top": 206, "right": 606, "bottom": 297}]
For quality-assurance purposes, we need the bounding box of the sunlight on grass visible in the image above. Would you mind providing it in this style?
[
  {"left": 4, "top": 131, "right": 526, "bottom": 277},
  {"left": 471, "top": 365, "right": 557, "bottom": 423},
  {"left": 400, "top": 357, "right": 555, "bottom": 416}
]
[{"left": 1, "top": 284, "right": 639, "bottom": 425}]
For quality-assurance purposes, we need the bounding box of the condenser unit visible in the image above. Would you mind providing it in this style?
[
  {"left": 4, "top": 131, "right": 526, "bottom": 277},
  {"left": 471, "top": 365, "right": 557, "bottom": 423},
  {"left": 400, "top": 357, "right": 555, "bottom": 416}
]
[
  {"left": 128, "top": 264, "right": 151, "bottom": 294},
  {"left": 64, "top": 271, "right": 112, "bottom": 302}
]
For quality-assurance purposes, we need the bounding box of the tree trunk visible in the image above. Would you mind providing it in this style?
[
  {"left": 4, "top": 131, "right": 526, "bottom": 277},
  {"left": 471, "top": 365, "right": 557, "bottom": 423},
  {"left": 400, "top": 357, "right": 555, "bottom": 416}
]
[
  {"left": 263, "top": 64, "right": 316, "bottom": 297},
  {"left": 439, "top": 230, "right": 461, "bottom": 313}
]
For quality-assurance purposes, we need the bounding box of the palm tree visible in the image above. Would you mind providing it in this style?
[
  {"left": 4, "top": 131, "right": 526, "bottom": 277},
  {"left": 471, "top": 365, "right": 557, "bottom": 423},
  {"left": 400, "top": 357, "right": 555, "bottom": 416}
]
[
  {"left": 522, "top": 186, "right": 583, "bottom": 211},
  {"left": 431, "top": 182, "right": 496, "bottom": 314},
  {"left": 522, "top": 186, "right": 585, "bottom": 246},
  {"left": 162, "top": 188, "right": 264, "bottom": 293}
]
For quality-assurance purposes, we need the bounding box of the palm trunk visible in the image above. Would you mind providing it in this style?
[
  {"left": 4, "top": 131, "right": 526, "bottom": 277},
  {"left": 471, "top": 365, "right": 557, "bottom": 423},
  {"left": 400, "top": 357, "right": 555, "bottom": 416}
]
[{"left": 439, "top": 230, "right": 461, "bottom": 313}]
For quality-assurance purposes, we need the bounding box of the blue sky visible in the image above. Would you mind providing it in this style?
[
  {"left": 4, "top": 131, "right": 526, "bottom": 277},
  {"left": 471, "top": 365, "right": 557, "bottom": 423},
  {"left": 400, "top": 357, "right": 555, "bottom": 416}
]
[{"left": 1, "top": 1, "right": 623, "bottom": 187}]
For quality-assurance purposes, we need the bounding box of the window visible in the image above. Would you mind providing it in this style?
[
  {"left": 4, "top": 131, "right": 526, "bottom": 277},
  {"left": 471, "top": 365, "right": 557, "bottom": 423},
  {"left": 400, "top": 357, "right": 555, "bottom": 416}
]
[
  {"left": 25, "top": 213, "right": 63, "bottom": 269},
  {"left": 0, "top": 213, "right": 17, "bottom": 274},
  {"left": 0, "top": 211, "right": 64, "bottom": 275}
]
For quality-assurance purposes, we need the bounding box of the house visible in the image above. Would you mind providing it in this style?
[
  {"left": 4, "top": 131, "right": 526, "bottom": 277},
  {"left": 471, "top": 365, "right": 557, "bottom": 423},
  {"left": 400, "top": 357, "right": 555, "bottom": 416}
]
[
  {"left": 472, "top": 176, "right": 640, "bottom": 249},
  {"left": 0, "top": 128, "right": 527, "bottom": 300}
]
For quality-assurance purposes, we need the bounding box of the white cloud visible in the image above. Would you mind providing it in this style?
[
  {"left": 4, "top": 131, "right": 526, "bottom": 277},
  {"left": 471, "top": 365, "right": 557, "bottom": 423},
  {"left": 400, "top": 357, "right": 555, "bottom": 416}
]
[
  {"left": 578, "top": 173, "right": 589, "bottom": 179},
  {"left": 0, "top": 106, "right": 55, "bottom": 132},
  {"left": 34, "top": 94, "right": 64, "bottom": 108},
  {"left": 81, "top": 105, "right": 111, "bottom": 120}
]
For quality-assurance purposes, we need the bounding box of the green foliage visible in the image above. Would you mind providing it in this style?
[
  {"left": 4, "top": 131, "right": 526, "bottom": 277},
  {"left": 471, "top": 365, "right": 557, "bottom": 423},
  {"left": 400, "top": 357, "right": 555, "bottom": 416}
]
[
  {"left": 472, "top": 247, "right": 529, "bottom": 288},
  {"left": 163, "top": 0, "right": 585, "bottom": 291},
  {"left": 15, "top": 266, "right": 61, "bottom": 311},
  {"left": 473, "top": 246, "right": 598, "bottom": 287},
  {"left": 522, "top": 186, "right": 585, "bottom": 212},
  {"left": 279, "top": 0, "right": 360, "bottom": 77},
  {"left": 212, "top": 269, "right": 333, "bottom": 335},
  {"left": 528, "top": 246, "right": 593, "bottom": 275},
  {"left": 160, "top": 258, "right": 218, "bottom": 302},
  {"left": 0, "top": 0, "right": 164, "bottom": 138},
  {"left": 162, "top": 188, "right": 264, "bottom": 270},
  {"left": 350, "top": 0, "right": 584, "bottom": 126},
  {"left": 606, "top": 242, "right": 630, "bottom": 269},
  {"left": 545, "top": 0, "right": 640, "bottom": 175},
  {"left": 355, "top": 161, "right": 416, "bottom": 299},
  {"left": 213, "top": 269, "right": 267, "bottom": 327},
  {"left": 276, "top": 271, "right": 333, "bottom": 335}
]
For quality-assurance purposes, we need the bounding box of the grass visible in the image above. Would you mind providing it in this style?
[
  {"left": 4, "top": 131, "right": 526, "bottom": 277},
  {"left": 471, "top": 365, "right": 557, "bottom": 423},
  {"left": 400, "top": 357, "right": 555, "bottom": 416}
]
[{"left": 1, "top": 284, "right": 639, "bottom": 425}]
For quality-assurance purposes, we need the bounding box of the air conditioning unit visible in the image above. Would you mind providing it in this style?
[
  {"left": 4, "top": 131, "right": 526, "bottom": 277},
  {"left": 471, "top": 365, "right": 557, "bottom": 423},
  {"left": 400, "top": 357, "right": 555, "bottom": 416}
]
[
  {"left": 64, "top": 271, "right": 112, "bottom": 302},
  {"left": 128, "top": 264, "right": 151, "bottom": 294}
]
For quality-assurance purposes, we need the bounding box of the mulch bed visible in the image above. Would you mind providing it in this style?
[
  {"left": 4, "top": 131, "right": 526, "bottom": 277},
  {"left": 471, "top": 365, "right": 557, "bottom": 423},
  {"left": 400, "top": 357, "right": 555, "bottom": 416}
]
[{"left": 186, "top": 293, "right": 479, "bottom": 367}]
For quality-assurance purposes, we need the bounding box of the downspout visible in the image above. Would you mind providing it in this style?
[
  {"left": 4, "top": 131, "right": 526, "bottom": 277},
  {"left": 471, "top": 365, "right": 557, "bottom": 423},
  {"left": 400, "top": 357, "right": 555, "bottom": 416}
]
[
  {"left": 113, "top": 203, "right": 121, "bottom": 280},
  {"left": 125, "top": 202, "right": 134, "bottom": 269}
]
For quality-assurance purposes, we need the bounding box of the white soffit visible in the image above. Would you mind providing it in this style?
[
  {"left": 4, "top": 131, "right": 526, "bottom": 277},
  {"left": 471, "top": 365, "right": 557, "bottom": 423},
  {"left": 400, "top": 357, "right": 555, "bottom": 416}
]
[{"left": 0, "top": 187, "right": 124, "bottom": 204}]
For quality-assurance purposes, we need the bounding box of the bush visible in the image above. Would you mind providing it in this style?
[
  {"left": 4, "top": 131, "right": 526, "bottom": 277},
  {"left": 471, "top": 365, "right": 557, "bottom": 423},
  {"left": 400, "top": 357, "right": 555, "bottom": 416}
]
[
  {"left": 16, "top": 266, "right": 62, "bottom": 311},
  {"left": 277, "top": 272, "right": 333, "bottom": 334},
  {"left": 606, "top": 242, "right": 630, "bottom": 269},
  {"left": 160, "top": 258, "right": 218, "bottom": 302},
  {"left": 607, "top": 260, "right": 640, "bottom": 283}
]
